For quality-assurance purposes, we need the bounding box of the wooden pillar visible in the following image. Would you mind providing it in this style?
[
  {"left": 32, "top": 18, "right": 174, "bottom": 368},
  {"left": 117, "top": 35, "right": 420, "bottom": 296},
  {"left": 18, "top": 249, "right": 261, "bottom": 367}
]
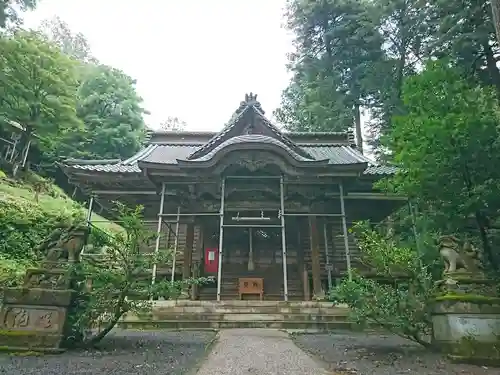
[
  {"left": 180, "top": 221, "right": 194, "bottom": 299},
  {"left": 191, "top": 223, "right": 204, "bottom": 300},
  {"left": 183, "top": 222, "right": 195, "bottom": 280},
  {"left": 297, "top": 218, "right": 310, "bottom": 301},
  {"left": 309, "top": 215, "right": 324, "bottom": 298}
]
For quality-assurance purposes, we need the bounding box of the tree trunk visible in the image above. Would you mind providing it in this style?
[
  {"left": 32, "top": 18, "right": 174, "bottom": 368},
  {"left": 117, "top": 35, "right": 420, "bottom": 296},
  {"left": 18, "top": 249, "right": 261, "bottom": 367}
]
[
  {"left": 483, "top": 41, "right": 500, "bottom": 95},
  {"left": 491, "top": 0, "right": 500, "bottom": 47},
  {"left": 354, "top": 102, "right": 363, "bottom": 153},
  {"left": 475, "top": 211, "right": 498, "bottom": 272},
  {"left": 85, "top": 293, "right": 127, "bottom": 346}
]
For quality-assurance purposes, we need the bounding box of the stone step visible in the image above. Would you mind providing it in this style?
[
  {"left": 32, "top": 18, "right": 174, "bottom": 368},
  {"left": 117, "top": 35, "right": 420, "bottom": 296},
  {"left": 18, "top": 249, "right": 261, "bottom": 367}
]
[
  {"left": 152, "top": 300, "right": 339, "bottom": 307},
  {"left": 147, "top": 313, "right": 349, "bottom": 322},
  {"left": 117, "top": 319, "right": 354, "bottom": 330},
  {"left": 152, "top": 306, "right": 347, "bottom": 314},
  {"left": 198, "top": 295, "right": 305, "bottom": 301}
]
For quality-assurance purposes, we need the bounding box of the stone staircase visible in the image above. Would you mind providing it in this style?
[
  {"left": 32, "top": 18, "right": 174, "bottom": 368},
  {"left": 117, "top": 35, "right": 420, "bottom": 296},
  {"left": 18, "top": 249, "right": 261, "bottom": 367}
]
[{"left": 119, "top": 300, "right": 351, "bottom": 330}]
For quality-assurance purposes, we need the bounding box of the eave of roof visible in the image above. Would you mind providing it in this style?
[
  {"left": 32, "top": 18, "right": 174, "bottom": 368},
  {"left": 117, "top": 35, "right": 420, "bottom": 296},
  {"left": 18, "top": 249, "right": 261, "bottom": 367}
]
[{"left": 182, "top": 134, "right": 321, "bottom": 164}]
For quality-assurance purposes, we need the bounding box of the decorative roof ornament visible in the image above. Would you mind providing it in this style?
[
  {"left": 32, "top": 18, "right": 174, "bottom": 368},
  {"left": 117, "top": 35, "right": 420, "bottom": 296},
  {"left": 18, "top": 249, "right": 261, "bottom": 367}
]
[{"left": 237, "top": 92, "right": 265, "bottom": 114}]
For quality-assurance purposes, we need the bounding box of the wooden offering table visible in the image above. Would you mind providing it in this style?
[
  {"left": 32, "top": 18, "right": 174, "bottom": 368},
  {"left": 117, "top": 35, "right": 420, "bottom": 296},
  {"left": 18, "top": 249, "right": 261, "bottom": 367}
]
[{"left": 238, "top": 277, "right": 263, "bottom": 300}]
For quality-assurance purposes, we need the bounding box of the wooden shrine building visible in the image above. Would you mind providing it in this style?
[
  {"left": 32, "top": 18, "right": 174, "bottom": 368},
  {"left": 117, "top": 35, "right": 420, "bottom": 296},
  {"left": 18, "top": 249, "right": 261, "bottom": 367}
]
[{"left": 61, "top": 93, "right": 403, "bottom": 301}]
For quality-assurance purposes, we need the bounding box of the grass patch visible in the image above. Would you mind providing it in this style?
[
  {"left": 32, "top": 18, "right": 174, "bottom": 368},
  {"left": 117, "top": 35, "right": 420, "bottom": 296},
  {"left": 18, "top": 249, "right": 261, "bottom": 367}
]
[{"left": 0, "top": 177, "right": 121, "bottom": 233}]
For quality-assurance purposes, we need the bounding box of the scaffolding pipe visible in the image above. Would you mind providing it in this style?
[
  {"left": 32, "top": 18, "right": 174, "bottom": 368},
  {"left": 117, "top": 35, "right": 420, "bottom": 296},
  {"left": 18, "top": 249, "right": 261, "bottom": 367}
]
[
  {"left": 222, "top": 224, "right": 282, "bottom": 228},
  {"left": 280, "top": 175, "right": 289, "bottom": 301},
  {"left": 151, "top": 183, "right": 166, "bottom": 289},
  {"left": 323, "top": 221, "right": 333, "bottom": 290},
  {"left": 81, "top": 195, "right": 94, "bottom": 257},
  {"left": 248, "top": 228, "right": 254, "bottom": 271},
  {"left": 159, "top": 212, "right": 219, "bottom": 217},
  {"left": 170, "top": 206, "right": 181, "bottom": 283},
  {"left": 339, "top": 183, "right": 353, "bottom": 281},
  {"left": 86, "top": 195, "right": 94, "bottom": 225},
  {"left": 282, "top": 213, "right": 343, "bottom": 217},
  {"left": 89, "top": 219, "right": 159, "bottom": 224},
  {"left": 225, "top": 176, "right": 281, "bottom": 179},
  {"left": 216, "top": 178, "right": 226, "bottom": 301}
]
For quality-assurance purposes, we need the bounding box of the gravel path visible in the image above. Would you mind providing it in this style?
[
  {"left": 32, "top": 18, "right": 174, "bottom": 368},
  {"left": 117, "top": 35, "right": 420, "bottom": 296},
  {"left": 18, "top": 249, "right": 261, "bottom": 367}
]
[
  {"left": 293, "top": 331, "right": 497, "bottom": 375},
  {"left": 0, "top": 330, "right": 216, "bottom": 375},
  {"left": 196, "top": 329, "right": 328, "bottom": 375}
]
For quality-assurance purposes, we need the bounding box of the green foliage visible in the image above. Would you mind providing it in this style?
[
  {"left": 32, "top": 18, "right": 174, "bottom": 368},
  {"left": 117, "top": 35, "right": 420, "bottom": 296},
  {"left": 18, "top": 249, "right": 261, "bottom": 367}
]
[
  {"left": 276, "top": 0, "right": 384, "bottom": 137},
  {"left": 331, "top": 221, "right": 437, "bottom": 347},
  {"left": 0, "top": 175, "right": 121, "bottom": 264},
  {"left": 68, "top": 203, "right": 213, "bottom": 347},
  {"left": 351, "top": 221, "right": 417, "bottom": 276},
  {"left": 381, "top": 61, "right": 500, "bottom": 268},
  {"left": 38, "top": 16, "right": 95, "bottom": 63},
  {"left": 0, "top": 184, "right": 83, "bottom": 261},
  {"left": 0, "top": 20, "right": 146, "bottom": 178},
  {"left": 0, "top": 254, "right": 32, "bottom": 288},
  {"left": 0, "top": 30, "right": 82, "bottom": 167},
  {"left": 276, "top": 0, "right": 500, "bottom": 158},
  {"left": 0, "top": 0, "right": 37, "bottom": 28},
  {"left": 63, "top": 64, "right": 147, "bottom": 160}
]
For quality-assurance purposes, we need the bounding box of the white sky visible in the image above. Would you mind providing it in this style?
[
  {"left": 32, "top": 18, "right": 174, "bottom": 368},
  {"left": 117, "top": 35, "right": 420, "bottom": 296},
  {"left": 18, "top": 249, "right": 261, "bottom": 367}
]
[{"left": 23, "top": 0, "right": 294, "bottom": 131}]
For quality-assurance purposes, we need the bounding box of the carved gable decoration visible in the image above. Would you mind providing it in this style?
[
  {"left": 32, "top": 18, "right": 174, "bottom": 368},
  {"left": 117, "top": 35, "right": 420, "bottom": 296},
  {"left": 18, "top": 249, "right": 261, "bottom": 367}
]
[
  {"left": 212, "top": 150, "right": 302, "bottom": 176},
  {"left": 186, "top": 93, "right": 313, "bottom": 161}
]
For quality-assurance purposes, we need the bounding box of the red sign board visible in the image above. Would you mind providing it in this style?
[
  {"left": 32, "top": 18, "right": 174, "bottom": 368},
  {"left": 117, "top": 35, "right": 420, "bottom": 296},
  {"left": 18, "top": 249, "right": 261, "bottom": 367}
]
[{"left": 204, "top": 247, "right": 219, "bottom": 273}]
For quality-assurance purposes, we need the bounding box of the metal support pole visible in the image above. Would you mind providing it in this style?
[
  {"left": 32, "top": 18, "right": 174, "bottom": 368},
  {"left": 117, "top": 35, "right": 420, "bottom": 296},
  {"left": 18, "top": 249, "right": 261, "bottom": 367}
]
[
  {"left": 282, "top": 213, "right": 343, "bottom": 217},
  {"left": 222, "top": 224, "right": 282, "bottom": 228},
  {"left": 323, "top": 220, "right": 333, "bottom": 290},
  {"left": 151, "top": 183, "right": 166, "bottom": 288},
  {"left": 171, "top": 206, "right": 181, "bottom": 283},
  {"left": 21, "top": 139, "right": 31, "bottom": 168},
  {"left": 81, "top": 195, "right": 94, "bottom": 257},
  {"left": 86, "top": 195, "right": 94, "bottom": 225},
  {"left": 280, "top": 175, "right": 289, "bottom": 301},
  {"left": 216, "top": 178, "right": 226, "bottom": 301},
  {"left": 248, "top": 228, "right": 254, "bottom": 271},
  {"left": 339, "top": 182, "right": 353, "bottom": 281}
]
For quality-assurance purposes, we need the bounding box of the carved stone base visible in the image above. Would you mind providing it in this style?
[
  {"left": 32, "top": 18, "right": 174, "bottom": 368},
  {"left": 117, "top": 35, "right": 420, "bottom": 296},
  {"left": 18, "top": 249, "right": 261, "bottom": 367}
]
[
  {"left": 436, "top": 272, "right": 497, "bottom": 296},
  {"left": 432, "top": 278, "right": 500, "bottom": 366},
  {"left": 0, "top": 287, "right": 74, "bottom": 352}
]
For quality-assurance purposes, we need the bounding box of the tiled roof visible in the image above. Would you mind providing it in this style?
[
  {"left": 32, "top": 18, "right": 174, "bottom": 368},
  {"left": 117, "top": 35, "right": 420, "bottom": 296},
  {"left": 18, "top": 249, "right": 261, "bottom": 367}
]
[
  {"left": 63, "top": 142, "right": 397, "bottom": 175},
  {"left": 363, "top": 165, "right": 399, "bottom": 175},
  {"left": 61, "top": 94, "right": 396, "bottom": 177},
  {"left": 141, "top": 144, "right": 199, "bottom": 164}
]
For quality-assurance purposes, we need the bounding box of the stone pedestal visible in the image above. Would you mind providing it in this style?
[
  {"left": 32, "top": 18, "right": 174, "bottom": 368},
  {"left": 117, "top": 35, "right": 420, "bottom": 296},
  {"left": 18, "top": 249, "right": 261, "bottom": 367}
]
[
  {"left": 432, "top": 275, "right": 500, "bottom": 365},
  {"left": 0, "top": 269, "right": 75, "bottom": 353},
  {"left": 0, "top": 226, "right": 88, "bottom": 352}
]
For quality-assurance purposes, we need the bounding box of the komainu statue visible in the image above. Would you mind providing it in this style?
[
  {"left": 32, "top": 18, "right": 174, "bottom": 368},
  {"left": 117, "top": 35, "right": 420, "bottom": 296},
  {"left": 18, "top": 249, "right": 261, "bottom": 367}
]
[
  {"left": 36, "top": 224, "right": 89, "bottom": 265},
  {"left": 438, "top": 235, "right": 483, "bottom": 275}
]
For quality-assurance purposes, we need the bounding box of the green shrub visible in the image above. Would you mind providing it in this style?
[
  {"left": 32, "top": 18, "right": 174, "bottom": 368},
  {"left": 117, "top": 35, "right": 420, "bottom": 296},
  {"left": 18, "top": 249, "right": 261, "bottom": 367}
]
[
  {"left": 330, "top": 221, "right": 437, "bottom": 348},
  {"left": 0, "top": 186, "right": 84, "bottom": 261}
]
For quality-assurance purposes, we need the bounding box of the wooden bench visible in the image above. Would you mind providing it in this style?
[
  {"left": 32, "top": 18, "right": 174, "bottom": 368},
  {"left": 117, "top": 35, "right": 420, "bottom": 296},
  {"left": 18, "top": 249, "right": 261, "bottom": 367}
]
[{"left": 238, "top": 277, "right": 264, "bottom": 300}]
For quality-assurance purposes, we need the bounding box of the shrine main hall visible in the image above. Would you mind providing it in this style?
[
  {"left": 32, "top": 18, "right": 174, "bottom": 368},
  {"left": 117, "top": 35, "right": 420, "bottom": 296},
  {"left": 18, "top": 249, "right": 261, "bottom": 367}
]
[{"left": 62, "top": 93, "right": 402, "bottom": 302}]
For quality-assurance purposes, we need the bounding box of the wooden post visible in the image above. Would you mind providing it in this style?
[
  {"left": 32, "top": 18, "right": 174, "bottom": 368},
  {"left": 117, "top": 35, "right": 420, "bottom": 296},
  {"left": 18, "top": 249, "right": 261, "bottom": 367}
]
[
  {"left": 183, "top": 222, "right": 195, "bottom": 280},
  {"left": 180, "top": 221, "right": 194, "bottom": 299},
  {"left": 309, "top": 215, "right": 324, "bottom": 298},
  {"left": 191, "top": 223, "right": 204, "bottom": 300},
  {"left": 296, "top": 218, "right": 308, "bottom": 301}
]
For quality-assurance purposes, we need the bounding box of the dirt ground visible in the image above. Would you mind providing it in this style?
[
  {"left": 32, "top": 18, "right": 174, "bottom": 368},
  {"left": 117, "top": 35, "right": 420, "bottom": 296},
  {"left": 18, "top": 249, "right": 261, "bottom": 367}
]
[
  {"left": 292, "top": 331, "right": 498, "bottom": 375},
  {"left": 0, "top": 330, "right": 217, "bottom": 375}
]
